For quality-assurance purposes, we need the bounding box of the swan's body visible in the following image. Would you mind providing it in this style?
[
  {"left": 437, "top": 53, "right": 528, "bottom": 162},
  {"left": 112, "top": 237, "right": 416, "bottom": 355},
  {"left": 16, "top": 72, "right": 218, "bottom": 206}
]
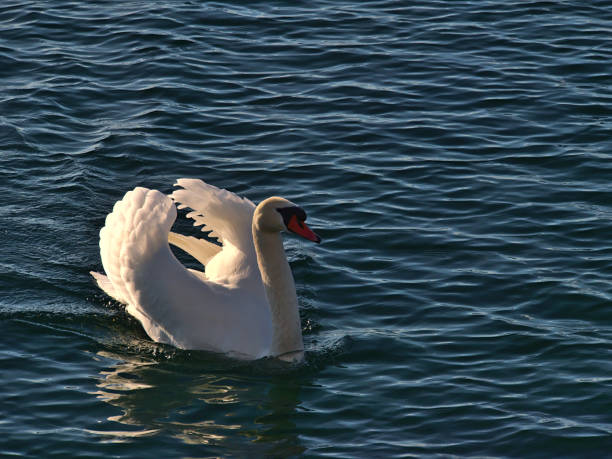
[{"left": 91, "top": 179, "right": 320, "bottom": 361}]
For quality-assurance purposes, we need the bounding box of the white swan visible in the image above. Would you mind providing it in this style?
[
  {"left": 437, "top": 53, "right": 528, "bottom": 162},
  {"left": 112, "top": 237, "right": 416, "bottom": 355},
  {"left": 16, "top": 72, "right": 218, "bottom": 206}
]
[{"left": 90, "top": 179, "right": 320, "bottom": 362}]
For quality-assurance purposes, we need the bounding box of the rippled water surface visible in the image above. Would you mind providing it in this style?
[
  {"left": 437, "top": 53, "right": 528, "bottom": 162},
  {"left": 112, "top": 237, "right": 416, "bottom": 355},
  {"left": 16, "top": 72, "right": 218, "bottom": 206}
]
[{"left": 2, "top": 1, "right": 612, "bottom": 457}]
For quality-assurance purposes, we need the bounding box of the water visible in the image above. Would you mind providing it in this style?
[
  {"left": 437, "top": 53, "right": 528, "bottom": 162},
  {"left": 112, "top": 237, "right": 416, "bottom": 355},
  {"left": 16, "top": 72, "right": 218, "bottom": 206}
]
[{"left": 2, "top": 1, "right": 612, "bottom": 457}]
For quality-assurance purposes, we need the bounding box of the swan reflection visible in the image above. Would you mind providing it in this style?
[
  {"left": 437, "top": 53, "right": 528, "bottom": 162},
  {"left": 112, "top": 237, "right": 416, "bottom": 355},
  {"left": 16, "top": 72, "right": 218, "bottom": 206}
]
[{"left": 90, "top": 349, "right": 305, "bottom": 455}]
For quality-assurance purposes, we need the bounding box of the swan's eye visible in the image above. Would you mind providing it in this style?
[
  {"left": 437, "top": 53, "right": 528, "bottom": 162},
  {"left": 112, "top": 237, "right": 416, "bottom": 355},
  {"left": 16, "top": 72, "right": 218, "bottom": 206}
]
[
  {"left": 276, "top": 205, "right": 320, "bottom": 243},
  {"left": 277, "top": 206, "right": 307, "bottom": 227},
  {"left": 295, "top": 208, "right": 307, "bottom": 222}
]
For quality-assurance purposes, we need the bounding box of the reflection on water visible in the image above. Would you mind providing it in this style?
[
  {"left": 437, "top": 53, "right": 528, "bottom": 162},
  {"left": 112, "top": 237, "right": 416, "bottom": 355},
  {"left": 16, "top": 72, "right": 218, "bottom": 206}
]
[{"left": 89, "top": 350, "right": 305, "bottom": 455}]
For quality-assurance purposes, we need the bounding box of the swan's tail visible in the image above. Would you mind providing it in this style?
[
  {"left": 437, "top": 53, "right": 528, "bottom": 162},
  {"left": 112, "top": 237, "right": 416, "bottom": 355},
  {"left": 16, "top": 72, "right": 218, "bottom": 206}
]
[
  {"left": 90, "top": 271, "right": 120, "bottom": 302},
  {"left": 93, "top": 187, "right": 176, "bottom": 308}
]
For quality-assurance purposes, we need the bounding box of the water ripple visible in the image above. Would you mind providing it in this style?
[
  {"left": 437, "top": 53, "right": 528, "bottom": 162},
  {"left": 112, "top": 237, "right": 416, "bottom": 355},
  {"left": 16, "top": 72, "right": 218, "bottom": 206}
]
[{"left": 2, "top": 0, "right": 612, "bottom": 456}]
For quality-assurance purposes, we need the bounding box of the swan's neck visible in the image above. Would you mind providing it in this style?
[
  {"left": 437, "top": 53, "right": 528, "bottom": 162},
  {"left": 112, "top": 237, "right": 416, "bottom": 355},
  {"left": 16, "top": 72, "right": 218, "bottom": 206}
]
[{"left": 252, "top": 227, "right": 304, "bottom": 359}]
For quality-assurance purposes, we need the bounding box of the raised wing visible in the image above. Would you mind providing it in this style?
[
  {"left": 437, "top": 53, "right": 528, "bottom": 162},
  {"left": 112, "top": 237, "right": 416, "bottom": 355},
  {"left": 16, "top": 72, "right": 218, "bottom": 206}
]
[{"left": 171, "top": 179, "right": 256, "bottom": 254}]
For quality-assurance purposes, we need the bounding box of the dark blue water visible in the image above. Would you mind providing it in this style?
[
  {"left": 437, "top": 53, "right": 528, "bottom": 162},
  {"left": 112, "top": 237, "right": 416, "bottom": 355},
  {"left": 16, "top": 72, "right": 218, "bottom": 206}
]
[{"left": 2, "top": 1, "right": 612, "bottom": 457}]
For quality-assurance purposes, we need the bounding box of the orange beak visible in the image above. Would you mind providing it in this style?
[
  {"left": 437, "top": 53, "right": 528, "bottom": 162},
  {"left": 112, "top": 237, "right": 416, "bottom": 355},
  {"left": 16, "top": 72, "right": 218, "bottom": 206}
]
[{"left": 287, "top": 214, "right": 321, "bottom": 243}]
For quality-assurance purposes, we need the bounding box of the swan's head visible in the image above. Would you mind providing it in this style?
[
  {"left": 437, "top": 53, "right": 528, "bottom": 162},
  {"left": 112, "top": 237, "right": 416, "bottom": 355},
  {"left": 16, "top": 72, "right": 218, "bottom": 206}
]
[{"left": 255, "top": 197, "right": 321, "bottom": 243}]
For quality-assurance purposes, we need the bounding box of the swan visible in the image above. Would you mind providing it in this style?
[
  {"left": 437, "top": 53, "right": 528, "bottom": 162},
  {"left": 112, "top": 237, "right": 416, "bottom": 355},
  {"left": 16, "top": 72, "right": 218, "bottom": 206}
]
[{"left": 90, "top": 178, "right": 321, "bottom": 362}]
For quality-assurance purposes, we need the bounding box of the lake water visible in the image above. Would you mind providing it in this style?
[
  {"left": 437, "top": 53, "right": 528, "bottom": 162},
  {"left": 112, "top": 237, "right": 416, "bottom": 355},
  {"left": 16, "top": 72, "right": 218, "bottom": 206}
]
[{"left": 2, "top": 1, "right": 612, "bottom": 457}]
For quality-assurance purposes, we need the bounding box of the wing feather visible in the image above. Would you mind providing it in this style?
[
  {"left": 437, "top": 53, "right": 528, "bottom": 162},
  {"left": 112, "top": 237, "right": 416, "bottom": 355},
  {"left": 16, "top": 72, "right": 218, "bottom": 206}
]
[{"left": 171, "top": 179, "right": 255, "bottom": 253}]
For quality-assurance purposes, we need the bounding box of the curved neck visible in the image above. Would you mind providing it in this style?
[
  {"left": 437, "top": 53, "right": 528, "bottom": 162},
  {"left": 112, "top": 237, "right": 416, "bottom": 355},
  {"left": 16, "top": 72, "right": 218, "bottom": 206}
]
[{"left": 252, "top": 226, "right": 304, "bottom": 359}]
